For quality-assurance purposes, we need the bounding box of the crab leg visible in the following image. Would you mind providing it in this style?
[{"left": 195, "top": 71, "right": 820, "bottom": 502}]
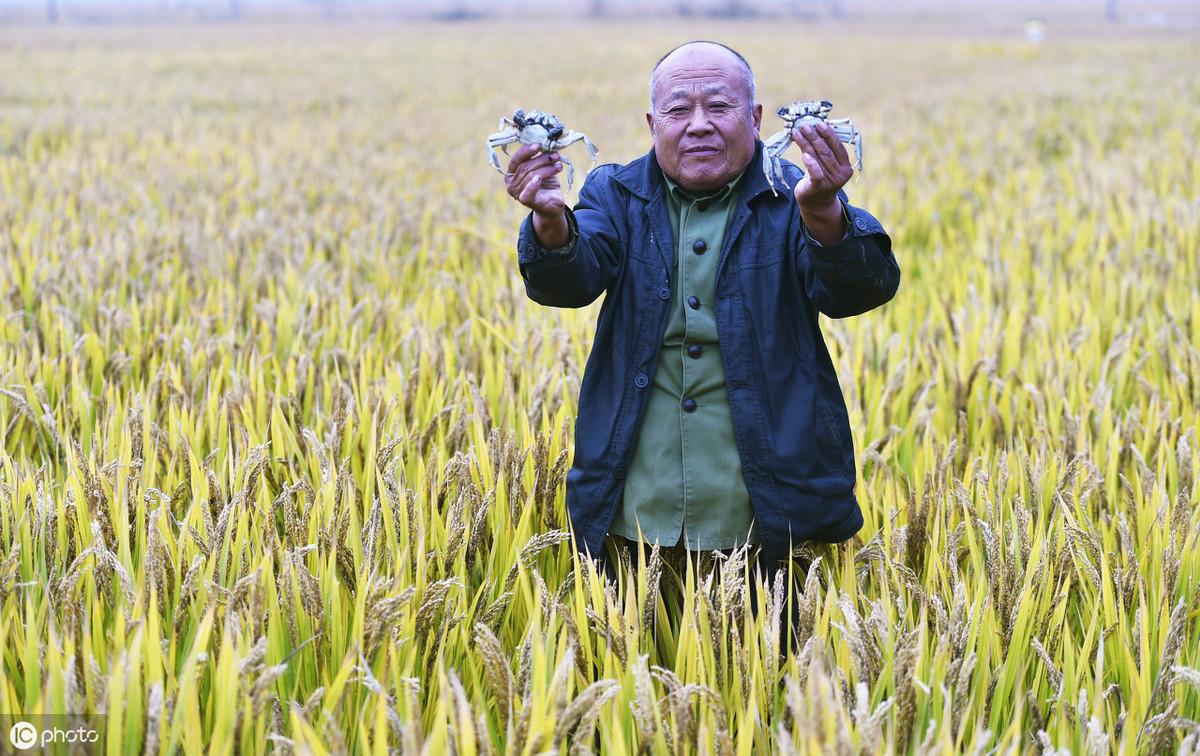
[
  {"left": 560, "top": 153, "right": 575, "bottom": 191},
  {"left": 551, "top": 132, "right": 600, "bottom": 190},
  {"left": 580, "top": 133, "right": 599, "bottom": 166},
  {"left": 763, "top": 127, "right": 792, "bottom": 158},
  {"left": 825, "top": 121, "right": 863, "bottom": 173},
  {"left": 762, "top": 127, "right": 794, "bottom": 196},
  {"left": 555, "top": 131, "right": 600, "bottom": 172}
]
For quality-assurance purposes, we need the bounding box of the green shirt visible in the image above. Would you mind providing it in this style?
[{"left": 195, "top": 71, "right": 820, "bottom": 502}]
[{"left": 609, "top": 167, "right": 760, "bottom": 550}]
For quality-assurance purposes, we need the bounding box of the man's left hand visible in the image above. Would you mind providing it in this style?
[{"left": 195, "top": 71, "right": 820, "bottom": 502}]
[{"left": 791, "top": 121, "right": 852, "bottom": 245}]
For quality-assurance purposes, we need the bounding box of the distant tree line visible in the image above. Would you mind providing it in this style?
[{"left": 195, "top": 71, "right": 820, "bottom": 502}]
[{"left": 34, "top": 0, "right": 1129, "bottom": 25}]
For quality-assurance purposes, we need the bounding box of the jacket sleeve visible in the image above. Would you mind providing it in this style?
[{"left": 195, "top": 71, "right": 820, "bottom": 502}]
[
  {"left": 795, "top": 188, "right": 900, "bottom": 319},
  {"left": 516, "top": 164, "right": 624, "bottom": 308}
]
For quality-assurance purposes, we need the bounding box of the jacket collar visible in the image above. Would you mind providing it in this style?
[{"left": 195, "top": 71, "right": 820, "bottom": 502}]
[{"left": 610, "top": 139, "right": 780, "bottom": 205}]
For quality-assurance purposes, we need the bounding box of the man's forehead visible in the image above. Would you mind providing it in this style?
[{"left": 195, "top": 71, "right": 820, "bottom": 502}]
[{"left": 651, "top": 43, "right": 751, "bottom": 99}]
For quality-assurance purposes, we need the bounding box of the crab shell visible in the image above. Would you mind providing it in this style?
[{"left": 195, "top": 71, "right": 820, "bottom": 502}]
[
  {"left": 518, "top": 123, "right": 563, "bottom": 147},
  {"left": 777, "top": 99, "right": 834, "bottom": 124},
  {"left": 513, "top": 109, "right": 565, "bottom": 141}
]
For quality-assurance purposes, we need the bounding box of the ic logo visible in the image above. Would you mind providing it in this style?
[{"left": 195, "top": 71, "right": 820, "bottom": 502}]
[{"left": 8, "top": 721, "right": 38, "bottom": 750}]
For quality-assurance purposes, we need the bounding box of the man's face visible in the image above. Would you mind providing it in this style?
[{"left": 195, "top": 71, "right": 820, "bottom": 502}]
[{"left": 646, "top": 45, "right": 762, "bottom": 194}]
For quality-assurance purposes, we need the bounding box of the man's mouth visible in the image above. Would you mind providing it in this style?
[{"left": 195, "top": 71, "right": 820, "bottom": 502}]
[{"left": 683, "top": 146, "right": 720, "bottom": 155}]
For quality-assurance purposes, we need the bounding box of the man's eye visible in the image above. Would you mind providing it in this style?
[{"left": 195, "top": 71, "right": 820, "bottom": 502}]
[
  {"left": 667, "top": 107, "right": 687, "bottom": 114},
  {"left": 708, "top": 103, "right": 730, "bottom": 110}
]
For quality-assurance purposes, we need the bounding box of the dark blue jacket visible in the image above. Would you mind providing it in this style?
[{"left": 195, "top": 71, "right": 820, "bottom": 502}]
[{"left": 516, "top": 140, "right": 900, "bottom": 567}]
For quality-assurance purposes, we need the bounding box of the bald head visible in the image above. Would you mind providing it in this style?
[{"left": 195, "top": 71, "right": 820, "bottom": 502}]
[{"left": 649, "top": 40, "right": 756, "bottom": 110}]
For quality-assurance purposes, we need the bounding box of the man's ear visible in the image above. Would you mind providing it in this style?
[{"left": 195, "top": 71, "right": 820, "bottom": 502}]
[
  {"left": 752, "top": 103, "right": 763, "bottom": 138},
  {"left": 645, "top": 111, "right": 655, "bottom": 138}
]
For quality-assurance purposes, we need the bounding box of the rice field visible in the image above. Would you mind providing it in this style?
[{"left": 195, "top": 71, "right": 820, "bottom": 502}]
[{"left": 0, "top": 19, "right": 1198, "bottom": 755}]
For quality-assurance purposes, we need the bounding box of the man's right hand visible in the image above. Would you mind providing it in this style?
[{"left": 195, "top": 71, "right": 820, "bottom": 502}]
[{"left": 504, "top": 143, "right": 570, "bottom": 248}]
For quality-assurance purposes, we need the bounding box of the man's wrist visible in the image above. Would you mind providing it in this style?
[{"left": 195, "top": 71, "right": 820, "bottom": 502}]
[
  {"left": 532, "top": 209, "right": 570, "bottom": 249},
  {"left": 799, "top": 198, "right": 849, "bottom": 247}
]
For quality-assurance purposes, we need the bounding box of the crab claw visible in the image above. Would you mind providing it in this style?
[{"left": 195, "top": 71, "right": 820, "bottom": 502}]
[{"left": 485, "top": 131, "right": 521, "bottom": 174}]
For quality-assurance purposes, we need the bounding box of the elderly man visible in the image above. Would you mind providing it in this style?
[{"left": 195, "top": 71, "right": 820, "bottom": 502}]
[{"left": 503, "top": 40, "right": 899, "bottom": 643}]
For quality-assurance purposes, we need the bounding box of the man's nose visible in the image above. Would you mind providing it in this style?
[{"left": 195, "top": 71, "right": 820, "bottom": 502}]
[{"left": 685, "top": 105, "right": 714, "bottom": 134}]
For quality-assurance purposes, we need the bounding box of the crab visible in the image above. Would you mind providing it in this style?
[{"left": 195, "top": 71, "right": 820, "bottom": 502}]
[
  {"left": 761, "top": 99, "right": 863, "bottom": 195},
  {"left": 486, "top": 109, "right": 599, "bottom": 192}
]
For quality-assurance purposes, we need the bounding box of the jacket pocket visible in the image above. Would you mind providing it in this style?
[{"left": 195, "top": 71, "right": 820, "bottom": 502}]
[
  {"left": 735, "top": 234, "right": 785, "bottom": 270},
  {"left": 736, "top": 235, "right": 811, "bottom": 365}
]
